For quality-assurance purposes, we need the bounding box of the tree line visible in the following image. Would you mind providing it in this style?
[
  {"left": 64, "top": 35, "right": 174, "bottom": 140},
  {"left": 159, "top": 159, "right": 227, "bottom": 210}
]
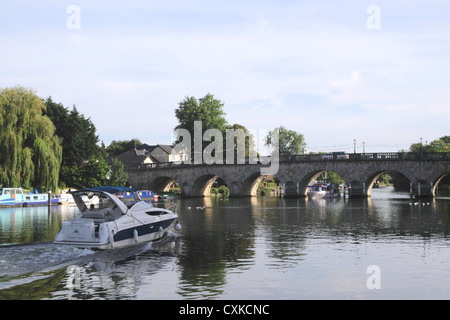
[
  {"left": 1, "top": 86, "right": 448, "bottom": 193},
  {"left": 0, "top": 86, "right": 127, "bottom": 192}
]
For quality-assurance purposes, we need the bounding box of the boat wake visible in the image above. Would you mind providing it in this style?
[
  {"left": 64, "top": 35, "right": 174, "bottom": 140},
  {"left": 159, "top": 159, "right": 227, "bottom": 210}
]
[
  {"left": 0, "top": 234, "right": 181, "bottom": 296},
  {"left": 0, "top": 242, "right": 95, "bottom": 288}
]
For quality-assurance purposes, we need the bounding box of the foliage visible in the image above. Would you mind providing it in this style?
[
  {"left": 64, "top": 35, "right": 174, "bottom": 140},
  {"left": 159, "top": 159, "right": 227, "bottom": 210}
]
[
  {"left": 0, "top": 86, "right": 62, "bottom": 191},
  {"left": 265, "top": 126, "right": 306, "bottom": 156},
  {"left": 174, "top": 94, "right": 228, "bottom": 159},
  {"left": 409, "top": 136, "right": 450, "bottom": 152},
  {"left": 44, "top": 97, "right": 99, "bottom": 167},
  {"left": 63, "top": 157, "right": 110, "bottom": 189},
  {"left": 211, "top": 185, "right": 230, "bottom": 198},
  {"left": 317, "top": 171, "right": 344, "bottom": 185},
  {"left": 229, "top": 124, "right": 257, "bottom": 158},
  {"left": 108, "top": 158, "right": 128, "bottom": 187},
  {"left": 44, "top": 97, "right": 105, "bottom": 188},
  {"left": 81, "top": 157, "right": 110, "bottom": 188},
  {"left": 175, "top": 93, "right": 228, "bottom": 135},
  {"left": 105, "top": 139, "right": 142, "bottom": 157},
  {"left": 394, "top": 136, "right": 450, "bottom": 191}
]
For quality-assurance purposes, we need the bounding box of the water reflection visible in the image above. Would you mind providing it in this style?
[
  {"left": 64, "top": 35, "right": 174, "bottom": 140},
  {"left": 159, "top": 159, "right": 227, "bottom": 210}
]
[
  {"left": 0, "top": 205, "right": 79, "bottom": 245},
  {"left": 0, "top": 189, "right": 449, "bottom": 299},
  {"left": 174, "top": 193, "right": 450, "bottom": 299}
]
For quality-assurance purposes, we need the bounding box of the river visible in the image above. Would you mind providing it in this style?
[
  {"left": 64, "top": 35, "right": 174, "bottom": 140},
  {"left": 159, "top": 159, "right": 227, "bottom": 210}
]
[{"left": 0, "top": 187, "right": 449, "bottom": 300}]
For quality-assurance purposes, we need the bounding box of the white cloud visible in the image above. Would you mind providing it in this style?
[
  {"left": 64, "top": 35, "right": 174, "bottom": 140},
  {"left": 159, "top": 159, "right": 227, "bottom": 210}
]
[{"left": 0, "top": 1, "right": 449, "bottom": 149}]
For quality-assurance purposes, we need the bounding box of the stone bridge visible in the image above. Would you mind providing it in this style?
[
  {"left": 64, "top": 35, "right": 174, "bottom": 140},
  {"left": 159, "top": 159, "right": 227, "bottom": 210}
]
[{"left": 125, "top": 152, "right": 450, "bottom": 198}]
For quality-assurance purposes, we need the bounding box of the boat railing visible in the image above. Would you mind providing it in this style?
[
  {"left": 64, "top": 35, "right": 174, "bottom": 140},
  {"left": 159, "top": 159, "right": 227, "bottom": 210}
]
[{"left": 166, "top": 201, "right": 178, "bottom": 214}]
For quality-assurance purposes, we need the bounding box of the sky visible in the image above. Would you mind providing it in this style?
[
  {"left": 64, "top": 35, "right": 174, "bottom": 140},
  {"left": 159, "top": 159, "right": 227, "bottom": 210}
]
[{"left": 0, "top": 0, "right": 449, "bottom": 153}]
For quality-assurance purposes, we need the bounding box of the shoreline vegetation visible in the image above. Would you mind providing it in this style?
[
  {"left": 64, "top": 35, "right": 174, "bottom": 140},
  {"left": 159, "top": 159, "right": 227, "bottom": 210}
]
[{"left": 1, "top": 86, "right": 449, "bottom": 196}]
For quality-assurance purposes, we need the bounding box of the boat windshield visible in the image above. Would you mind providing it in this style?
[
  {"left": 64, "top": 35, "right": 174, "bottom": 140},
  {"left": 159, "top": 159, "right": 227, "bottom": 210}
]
[{"left": 117, "top": 191, "right": 145, "bottom": 208}]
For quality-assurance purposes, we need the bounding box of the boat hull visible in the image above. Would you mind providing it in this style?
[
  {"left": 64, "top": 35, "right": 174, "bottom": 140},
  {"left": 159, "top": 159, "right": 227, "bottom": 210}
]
[{"left": 54, "top": 217, "right": 178, "bottom": 249}]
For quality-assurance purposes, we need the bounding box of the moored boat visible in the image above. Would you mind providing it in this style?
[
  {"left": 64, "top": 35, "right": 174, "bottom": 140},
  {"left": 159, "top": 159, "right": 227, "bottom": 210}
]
[
  {"left": 307, "top": 183, "right": 340, "bottom": 199},
  {"left": 54, "top": 186, "right": 181, "bottom": 249},
  {"left": 0, "top": 187, "right": 59, "bottom": 207}
]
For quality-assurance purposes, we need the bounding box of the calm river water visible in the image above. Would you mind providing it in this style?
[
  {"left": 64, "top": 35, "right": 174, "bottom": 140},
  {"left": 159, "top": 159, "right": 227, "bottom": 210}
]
[{"left": 0, "top": 187, "right": 449, "bottom": 300}]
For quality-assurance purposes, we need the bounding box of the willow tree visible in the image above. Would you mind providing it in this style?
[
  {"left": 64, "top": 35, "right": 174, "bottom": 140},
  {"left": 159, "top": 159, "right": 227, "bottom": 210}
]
[{"left": 0, "top": 86, "right": 62, "bottom": 191}]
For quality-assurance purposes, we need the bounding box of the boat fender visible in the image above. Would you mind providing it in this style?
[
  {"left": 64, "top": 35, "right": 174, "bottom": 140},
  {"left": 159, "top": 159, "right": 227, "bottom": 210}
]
[
  {"left": 158, "top": 226, "right": 164, "bottom": 238},
  {"left": 133, "top": 229, "right": 139, "bottom": 243},
  {"left": 175, "top": 223, "right": 181, "bottom": 232},
  {"left": 109, "top": 231, "right": 115, "bottom": 248}
]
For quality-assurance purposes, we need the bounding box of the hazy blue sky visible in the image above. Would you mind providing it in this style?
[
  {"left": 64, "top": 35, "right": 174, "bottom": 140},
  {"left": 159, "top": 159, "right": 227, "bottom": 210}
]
[{"left": 1, "top": 1, "right": 449, "bottom": 153}]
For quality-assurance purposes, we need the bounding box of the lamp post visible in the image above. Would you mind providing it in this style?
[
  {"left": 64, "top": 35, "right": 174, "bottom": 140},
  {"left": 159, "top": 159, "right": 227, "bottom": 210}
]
[
  {"left": 353, "top": 139, "right": 356, "bottom": 154},
  {"left": 420, "top": 137, "right": 423, "bottom": 155}
]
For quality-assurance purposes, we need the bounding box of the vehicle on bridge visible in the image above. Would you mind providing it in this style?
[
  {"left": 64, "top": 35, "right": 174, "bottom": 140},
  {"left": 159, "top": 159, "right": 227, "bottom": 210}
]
[{"left": 321, "top": 151, "right": 349, "bottom": 160}]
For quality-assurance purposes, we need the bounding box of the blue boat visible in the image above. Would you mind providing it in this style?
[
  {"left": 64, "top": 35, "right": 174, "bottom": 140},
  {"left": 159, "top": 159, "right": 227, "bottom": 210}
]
[
  {"left": 122, "top": 190, "right": 157, "bottom": 199},
  {"left": 0, "top": 187, "right": 59, "bottom": 207}
]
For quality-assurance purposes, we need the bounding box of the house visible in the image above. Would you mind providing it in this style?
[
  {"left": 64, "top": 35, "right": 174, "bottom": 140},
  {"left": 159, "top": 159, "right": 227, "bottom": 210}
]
[
  {"left": 138, "top": 144, "right": 188, "bottom": 163},
  {"left": 111, "top": 148, "right": 154, "bottom": 166}
]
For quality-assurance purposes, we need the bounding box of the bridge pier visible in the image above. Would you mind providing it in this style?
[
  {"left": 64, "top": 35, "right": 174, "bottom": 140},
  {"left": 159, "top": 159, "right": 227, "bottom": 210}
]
[
  {"left": 410, "top": 181, "right": 435, "bottom": 199},
  {"left": 347, "top": 182, "right": 369, "bottom": 198}
]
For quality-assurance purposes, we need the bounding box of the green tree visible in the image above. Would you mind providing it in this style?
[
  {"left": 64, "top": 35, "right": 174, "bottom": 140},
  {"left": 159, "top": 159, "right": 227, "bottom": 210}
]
[
  {"left": 394, "top": 135, "right": 450, "bottom": 191},
  {"left": 80, "top": 157, "right": 110, "bottom": 188},
  {"left": 105, "top": 139, "right": 142, "bottom": 157},
  {"left": 175, "top": 94, "right": 228, "bottom": 135},
  {"left": 0, "top": 86, "right": 62, "bottom": 191},
  {"left": 409, "top": 136, "right": 450, "bottom": 153},
  {"left": 317, "top": 171, "right": 344, "bottom": 185},
  {"left": 229, "top": 124, "right": 257, "bottom": 158},
  {"left": 44, "top": 97, "right": 101, "bottom": 188},
  {"left": 63, "top": 157, "right": 110, "bottom": 189},
  {"left": 174, "top": 94, "right": 228, "bottom": 159},
  {"left": 108, "top": 158, "right": 128, "bottom": 186},
  {"left": 265, "top": 126, "right": 306, "bottom": 156}
]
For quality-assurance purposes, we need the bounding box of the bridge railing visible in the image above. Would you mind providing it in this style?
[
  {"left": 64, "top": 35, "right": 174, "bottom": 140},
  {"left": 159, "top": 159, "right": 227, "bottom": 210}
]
[
  {"left": 124, "top": 152, "right": 450, "bottom": 170},
  {"left": 280, "top": 152, "right": 450, "bottom": 162}
]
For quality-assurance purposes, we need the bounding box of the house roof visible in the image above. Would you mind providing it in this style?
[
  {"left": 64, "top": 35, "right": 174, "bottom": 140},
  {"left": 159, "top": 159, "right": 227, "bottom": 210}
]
[
  {"left": 113, "top": 148, "right": 151, "bottom": 165},
  {"left": 139, "top": 144, "right": 174, "bottom": 154}
]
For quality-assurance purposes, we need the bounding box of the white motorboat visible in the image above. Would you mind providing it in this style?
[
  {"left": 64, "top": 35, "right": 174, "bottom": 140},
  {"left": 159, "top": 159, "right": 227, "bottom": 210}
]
[
  {"left": 54, "top": 186, "right": 181, "bottom": 249},
  {"left": 307, "top": 183, "right": 340, "bottom": 199}
]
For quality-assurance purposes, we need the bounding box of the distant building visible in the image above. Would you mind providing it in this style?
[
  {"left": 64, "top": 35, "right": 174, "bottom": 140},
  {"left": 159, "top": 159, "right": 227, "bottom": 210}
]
[
  {"left": 138, "top": 144, "right": 188, "bottom": 163},
  {"left": 110, "top": 148, "right": 154, "bottom": 166}
]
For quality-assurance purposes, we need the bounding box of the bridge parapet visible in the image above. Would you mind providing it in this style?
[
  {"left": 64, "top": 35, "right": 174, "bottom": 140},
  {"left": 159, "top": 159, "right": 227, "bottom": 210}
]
[
  {"left": 282, "top": 152, "right": 450, "bottom": 162},
  {"left": 124, "top": 152, "right": 450, "bottom": 171}
]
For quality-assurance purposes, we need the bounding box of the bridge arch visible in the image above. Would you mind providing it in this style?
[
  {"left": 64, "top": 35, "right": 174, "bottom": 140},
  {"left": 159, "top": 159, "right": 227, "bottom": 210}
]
[
  {"left": 363, "top": 170, "right": 410, "bottom": 196},
  {"left": 151, "top": 176, "right": 178, "bottom": 194},
  {"left": 239, "top": 172, "right": 263, "bottom": 196},
  {"left": 187, "top": 167, "right": 234, "bottom": 197},
  {"left": 294, "top": 167, "right": 347, "bottom": 197},
  {"left": 359, "top": 163, "right": 416, "bottom": 197},
  {"left": 432, "top": 171, "right": 450, "bottom": 196}
]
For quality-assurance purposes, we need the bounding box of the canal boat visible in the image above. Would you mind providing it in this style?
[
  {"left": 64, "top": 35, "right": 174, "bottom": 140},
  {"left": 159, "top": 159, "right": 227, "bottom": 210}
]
[
  {"left": 307, "top": 183, "right": 340, "bottom": 199},
  {"left": 54, "top": 186, "right": 181, "bottom": 249},
  {"left": 0, "top": 187, "right": 59, "bottom": 207},
  {"left": 122, "top": 190, "right": 157, "bottom": 200}
]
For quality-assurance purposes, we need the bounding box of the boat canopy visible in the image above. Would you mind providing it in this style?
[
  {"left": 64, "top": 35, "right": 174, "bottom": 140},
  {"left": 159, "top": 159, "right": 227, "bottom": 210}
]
[
  {"left": 72, "top": 186, "right": 136, "bottom": 194},
  {"left": 71, "top": 186, "right": 137, "bottom": 215}
]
